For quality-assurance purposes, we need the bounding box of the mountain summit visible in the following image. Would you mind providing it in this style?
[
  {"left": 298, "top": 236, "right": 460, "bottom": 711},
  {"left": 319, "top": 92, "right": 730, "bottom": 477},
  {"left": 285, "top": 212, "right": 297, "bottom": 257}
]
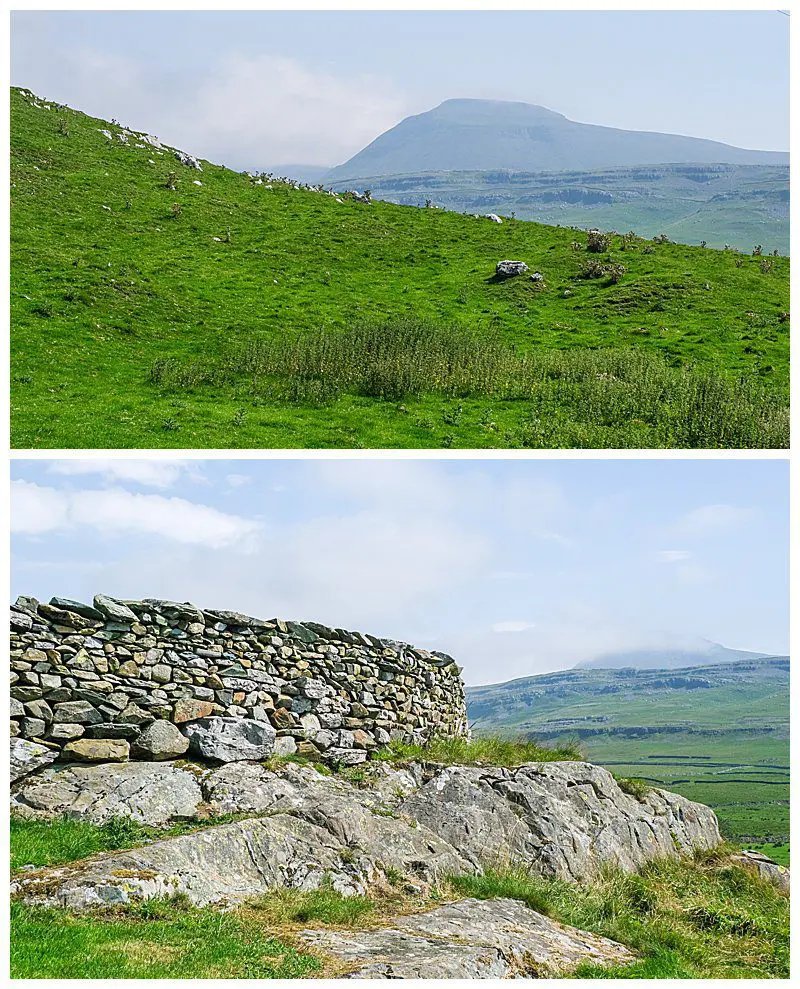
[{"left": 326, "top": 98, "right": 788, "bottom": 179}]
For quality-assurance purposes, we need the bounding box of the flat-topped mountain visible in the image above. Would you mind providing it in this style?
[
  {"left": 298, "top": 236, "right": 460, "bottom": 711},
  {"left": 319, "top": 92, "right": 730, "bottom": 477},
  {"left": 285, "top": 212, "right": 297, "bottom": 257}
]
[
  {"left": 326, "top": 98, "right": 788, "bottom": 180},
  {"left": 576, "top": 640, "right": 773, "bottom": 670}
]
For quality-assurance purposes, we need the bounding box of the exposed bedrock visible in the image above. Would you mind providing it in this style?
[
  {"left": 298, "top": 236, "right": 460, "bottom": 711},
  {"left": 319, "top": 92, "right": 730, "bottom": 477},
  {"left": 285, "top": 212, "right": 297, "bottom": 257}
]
[{"left": 11, "top": 759, "right": 723, "bottom": 907}]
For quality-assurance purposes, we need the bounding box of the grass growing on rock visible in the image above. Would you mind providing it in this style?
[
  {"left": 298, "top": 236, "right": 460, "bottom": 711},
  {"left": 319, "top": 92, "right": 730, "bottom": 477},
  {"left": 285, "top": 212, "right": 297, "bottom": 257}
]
[
  {"left": 11, "top": 87, "right": 789, "bottom": 449},
  {"left": 10, "top": 897, "right": 320, "bottom": 979},
  {"left": 448, "top": 854, "right": 789, "bottom": 979},
  {"left": 377, "top": 733, "right": 582, "bottom": 767},
  {"left": 10, "top": 812, "right": 279, "bottom": 871},
  {"left": 10, "top": 816, "right": 159, "bottom": 870},
  {"left": 11, "top": 852, "right": 788, "bottom": 979}
]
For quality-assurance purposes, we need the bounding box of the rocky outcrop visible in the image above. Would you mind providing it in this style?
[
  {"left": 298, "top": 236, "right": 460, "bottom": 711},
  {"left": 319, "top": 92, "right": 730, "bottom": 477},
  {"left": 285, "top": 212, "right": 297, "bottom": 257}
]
[
  {"left": 9, "top": 595, "right": 467, "bottom": 766},
  {"left": 12, "top": 772, "right": 471, "bottom": 909},
  {"left": 734, "top": 850, "right": 790, "bottom": 893},
  {"left": 399, "top": 762, "right": 721, "bottom": 881},
  {"left": 11, "top": 761, "right": 204, "bottom": 827},
  {"left": 298, "top": 897, "right": 636, "bottom": 978},
  {"left": 11, "top": 758, "right": 723, "bottom": 909}
]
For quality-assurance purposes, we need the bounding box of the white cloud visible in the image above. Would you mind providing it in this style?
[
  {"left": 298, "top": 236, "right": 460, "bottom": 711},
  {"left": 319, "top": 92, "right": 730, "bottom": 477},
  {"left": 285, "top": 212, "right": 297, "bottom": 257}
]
[
  {"left": 676, "top": 504, "right": 752, "bottom": 537},
  {"left": 49, "top": 459, "right": 201, "bottom": 489},
  {"left": 225, "top": 474, "right": 252, "bottom": 488},
  {"left": 11, "top": 481, "right": 260, "bottom": 548},
  {"left": 16, "top": 44, "right": 408, "bottom": 168},
  {"left": 655, "top": 549, "right": 691, "bottom": 563},
  {"left": 11, "top": 480, "right": 70, "bottom": 534},
  {"left": 492, "top": 620, "right": 536, "bottom": 633}
]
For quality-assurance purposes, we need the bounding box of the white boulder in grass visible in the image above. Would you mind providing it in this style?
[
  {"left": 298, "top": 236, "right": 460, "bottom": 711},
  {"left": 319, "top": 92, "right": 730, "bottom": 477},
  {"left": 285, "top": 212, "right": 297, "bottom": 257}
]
[{"left": 495, "top": 260, "right": 529, "bottom": 278}]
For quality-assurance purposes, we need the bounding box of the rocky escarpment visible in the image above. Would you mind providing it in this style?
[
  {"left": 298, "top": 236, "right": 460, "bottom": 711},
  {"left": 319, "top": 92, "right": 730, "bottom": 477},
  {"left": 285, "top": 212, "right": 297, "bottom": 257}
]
[
  {"left": 10, "top": 595, "right": 467, "bottom": 766},
  {"left": 11, "top": 751, "right": 722, "bottom": 910}
]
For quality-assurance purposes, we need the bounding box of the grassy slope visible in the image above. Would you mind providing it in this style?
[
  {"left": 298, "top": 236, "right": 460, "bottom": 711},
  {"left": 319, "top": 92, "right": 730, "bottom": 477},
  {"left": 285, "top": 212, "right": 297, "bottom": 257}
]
[
  {"left": 467, "top": 661, "right": 789, "bottom": 846},
  {"left": 10, "top": 87, "right": 789, "bottom": 449}
]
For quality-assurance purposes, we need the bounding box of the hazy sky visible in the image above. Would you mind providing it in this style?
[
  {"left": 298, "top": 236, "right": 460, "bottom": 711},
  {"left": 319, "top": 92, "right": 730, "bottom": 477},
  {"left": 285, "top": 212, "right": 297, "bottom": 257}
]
[
  {"left": 11, "top": 458, "right": 788, "bottom": 686},
  {"left": 11, "top": 11, "right": 789, "bottom": 171}
]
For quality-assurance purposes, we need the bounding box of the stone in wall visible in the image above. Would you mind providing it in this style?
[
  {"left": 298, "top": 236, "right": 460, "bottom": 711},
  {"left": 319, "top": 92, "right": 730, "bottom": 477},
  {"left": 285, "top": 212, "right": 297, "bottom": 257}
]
[{"left": 9, "top": 595, "right": 468, "bottom": 765}]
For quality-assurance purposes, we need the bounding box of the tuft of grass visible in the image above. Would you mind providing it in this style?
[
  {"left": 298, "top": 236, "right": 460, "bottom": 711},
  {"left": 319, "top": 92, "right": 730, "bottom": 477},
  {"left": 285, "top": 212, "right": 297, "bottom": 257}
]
[
  {"left": 10, "top": 899, "right": 319, "bottom": 979},
  {"left": 10, "top": 816, "right": 159, "bottom": 870},
  {"left": 448, "top": 855, "right": 788, "bottom": 979},
  {"left": 244, "top": 886, "right": 376, "bottom": 929},
  {"left": 375, "top": 733, "right": 582, "bottom": 767},
  {"left": 613, "top": 776, "right": 652, "bottom": 801}
]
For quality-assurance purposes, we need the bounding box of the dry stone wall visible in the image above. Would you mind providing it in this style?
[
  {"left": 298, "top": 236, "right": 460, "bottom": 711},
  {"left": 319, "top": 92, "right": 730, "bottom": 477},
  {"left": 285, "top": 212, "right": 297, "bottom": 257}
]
[{"left": 9, "top": 594, "right": 468, "bottom": 766}]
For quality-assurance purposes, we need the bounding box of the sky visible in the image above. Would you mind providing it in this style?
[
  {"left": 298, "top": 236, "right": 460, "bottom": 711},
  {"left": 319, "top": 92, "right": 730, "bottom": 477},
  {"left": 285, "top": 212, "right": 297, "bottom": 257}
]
[
  {"left": 11, "top": 11, "right": 789, "bottom": 171},
  {"left": 10, "top": 458, "right": 789, "bottom": 686}
]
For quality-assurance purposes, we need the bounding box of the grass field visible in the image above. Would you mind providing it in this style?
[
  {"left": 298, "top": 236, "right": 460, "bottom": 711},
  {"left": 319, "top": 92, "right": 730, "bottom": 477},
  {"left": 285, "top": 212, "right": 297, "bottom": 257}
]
[{"left": 10, "top": 87, "right": 789, "bottom": 449}]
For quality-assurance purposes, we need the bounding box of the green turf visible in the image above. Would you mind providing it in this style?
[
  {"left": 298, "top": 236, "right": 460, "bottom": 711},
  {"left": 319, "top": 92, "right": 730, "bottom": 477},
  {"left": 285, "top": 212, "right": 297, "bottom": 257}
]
[
  {"left": 10, "top": 898, "right": 319, "bottom": 979},
  {"left": 11, "top": 87, "right": 789, "bottom": 449}
]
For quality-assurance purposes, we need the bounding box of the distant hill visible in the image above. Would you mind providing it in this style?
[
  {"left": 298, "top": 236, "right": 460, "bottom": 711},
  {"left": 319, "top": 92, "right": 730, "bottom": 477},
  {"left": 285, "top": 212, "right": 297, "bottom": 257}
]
[
  {"left": 466, "top": 656, "right": 790, "bottom": 846},
  {"left": 576, "top": 640, "right": 771, "bottom": 670},
  {"left": 326, "top": 99, "right": 788, "bottom": 181},
  {"left": 343, "top": 163, "right": 789, "bottom": 255}
]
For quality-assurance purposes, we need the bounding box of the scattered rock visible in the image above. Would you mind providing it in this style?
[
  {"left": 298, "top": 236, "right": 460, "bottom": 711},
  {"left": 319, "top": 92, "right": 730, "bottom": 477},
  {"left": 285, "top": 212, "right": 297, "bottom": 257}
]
[
  {"left": 298, "top": 897, "right": 636, "bottom": 978},
  {"left": 175, "top": 150, "right": 202, "bottom": 170},
  {"left": 495, "top": 260, "right": 528, "bottom": 278},
  {"left": 734, "top": 850, "right": 790, "bottom": 893}
]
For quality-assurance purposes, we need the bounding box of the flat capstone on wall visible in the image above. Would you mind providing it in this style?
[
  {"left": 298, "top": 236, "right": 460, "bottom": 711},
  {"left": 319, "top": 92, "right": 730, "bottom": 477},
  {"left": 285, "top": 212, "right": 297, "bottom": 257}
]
[{"left": 9, "top": 595, "right": 469, "bottom": 767}]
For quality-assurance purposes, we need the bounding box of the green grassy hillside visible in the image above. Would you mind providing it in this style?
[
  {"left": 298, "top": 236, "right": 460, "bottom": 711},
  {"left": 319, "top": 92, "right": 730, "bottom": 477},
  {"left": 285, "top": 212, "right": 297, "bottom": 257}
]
[
  {"left": 467, "top": 658, "right": 789, "bottom": 850},
  {"left": 11, "top": 88, "right": 789, "bottom": 449}
]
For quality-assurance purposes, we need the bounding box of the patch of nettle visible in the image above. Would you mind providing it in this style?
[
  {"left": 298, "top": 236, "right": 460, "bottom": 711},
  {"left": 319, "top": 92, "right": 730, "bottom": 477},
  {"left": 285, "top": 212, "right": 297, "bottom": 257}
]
[{"left": 150, "top": 320, "right": 788, "bottom": 448}]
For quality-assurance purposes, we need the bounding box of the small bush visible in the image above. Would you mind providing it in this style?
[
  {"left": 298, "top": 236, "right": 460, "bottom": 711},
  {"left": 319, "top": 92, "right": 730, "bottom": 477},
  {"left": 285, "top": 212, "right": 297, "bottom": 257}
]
[{"left": 586, "top": 229, "right": 611, "bottom": 253}]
